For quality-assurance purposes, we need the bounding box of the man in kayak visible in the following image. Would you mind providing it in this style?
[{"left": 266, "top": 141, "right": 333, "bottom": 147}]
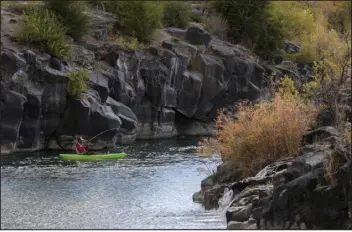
[{"left": 75, "top": 137, "right": 89, "bottom": 154}]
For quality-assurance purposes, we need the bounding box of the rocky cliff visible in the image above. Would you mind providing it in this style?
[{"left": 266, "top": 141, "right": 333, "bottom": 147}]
[
  {"left": 193, "top": 126, "right": 352, "bottom": 229},
  {"left": 1, "top": 6, "right": 281, "bottom": 154}
]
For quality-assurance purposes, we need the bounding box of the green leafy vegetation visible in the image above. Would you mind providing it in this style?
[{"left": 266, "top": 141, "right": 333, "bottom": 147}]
[
  {"left": 44, "top": 0, "right": 90, "bottom": 41},
  {"left": 210, "top": 0, "right": 284, "bottom": 58},
  {"left": 268, "top": 1, "right": 351, "bottom": 63},
  {"left": 67, "top": 69, "right": 90, "bottom": 98},
  {"left": 162, "top": 1, "right": 192, "bottom": 28},
  {"left": 105, "top": 1, "right": 163, "bottom": 42},
  {"left": 14, "top": 6, "right": 70, "bottom": 58}
]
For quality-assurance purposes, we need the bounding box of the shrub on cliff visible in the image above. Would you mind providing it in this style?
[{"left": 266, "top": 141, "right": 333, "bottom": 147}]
[
  {"left": 14, "top": 7, "right": 70, "bottom": 58},
  {"left": 210, "top": 0, "right": 284, "bottom": 58},
  {"left": 204, "top": 14, "right": 228, "bottom": 41},
  {"left": 107, "top": 35, "right": 140, "bottom": 51},
  {"left": 106, "top": 1, "right": 163, "bottom": 42},
  {"left": 45, "top": 0, "right": 90, "bottom": 41},
  {"left": 162, "top": 1, "right": 192, "bottom": 29},
  {"left": 268, "top": 1, "right": 316, "bottom": 61},
  {"left": 198, "top": 76, "right": 318, "bottom": 178},
  {"left": 67, "top": 69, "right": 89, "bottom": 98},
  {"left": 268, "top": 1, "right": 351, "bottom": 63}
]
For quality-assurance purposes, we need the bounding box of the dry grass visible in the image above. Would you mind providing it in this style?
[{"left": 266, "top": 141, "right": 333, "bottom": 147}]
[
  {"left": 199, "top": 91, "right": 318, "bottom": 178},
  {"left": 203, "top": 14, "right": 228, "bottom": 41},
  {"left": 108, "top": 34, "right": 142, "bottom": 51}
]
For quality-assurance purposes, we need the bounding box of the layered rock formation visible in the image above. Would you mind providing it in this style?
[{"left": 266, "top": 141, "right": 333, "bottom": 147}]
[
  {"left": 0, "top": 6, "right": 272, "bottom": 154},
  {"left": 193, "top": 126, "right": 352, "bottom": 229}
]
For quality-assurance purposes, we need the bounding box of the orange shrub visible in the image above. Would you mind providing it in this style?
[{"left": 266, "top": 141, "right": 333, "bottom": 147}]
[{"left": 199, "top": 87, "right": 318, "bottom": 178}]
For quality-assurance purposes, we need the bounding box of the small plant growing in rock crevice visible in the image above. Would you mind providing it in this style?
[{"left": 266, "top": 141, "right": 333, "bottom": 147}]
[
  {"left": 67, "top": 69, "right": 89, "bottom": 98},
  {"left": 108, "top": 35, "right": 140, "bottom": 51}
]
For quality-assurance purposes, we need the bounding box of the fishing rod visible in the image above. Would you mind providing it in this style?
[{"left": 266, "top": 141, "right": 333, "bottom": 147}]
[{"left": 86, "top": 128, "right": 119, "bottom": 143}]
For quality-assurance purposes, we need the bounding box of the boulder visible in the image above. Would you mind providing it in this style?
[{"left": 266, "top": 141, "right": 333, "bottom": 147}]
[
  {"left": 203, "top": 184, "right": 229, "bottom": 210},
  {"left": 165, "top": 27, "right": 186, "bottom": 40},
  {"left": 201, "top": 175, "right": 215, "bottom": 191},
  {"left": 185, "top": 25, "right": 212, "bottom": 47},
  {"left": 192, "top": 191, "right": 203, "bottom": 203},
  {"left": 226, "top": 204, "right": 253, "bottom": 222},
  {"left": 302, "top": 126, "right": 340, "bottom": 145},
  {"left": 227, "top": 218, "right": 257, "bottom": 229}
]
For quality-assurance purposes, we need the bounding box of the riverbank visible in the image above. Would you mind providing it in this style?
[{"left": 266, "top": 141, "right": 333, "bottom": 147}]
[{"left": 193, "top": 126, "right": 352, "bottom": 229}]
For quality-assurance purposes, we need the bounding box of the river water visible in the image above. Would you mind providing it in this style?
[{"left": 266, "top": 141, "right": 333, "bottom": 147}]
[{"left": 1, "top": 137, "right": 226, "bottom": 229}]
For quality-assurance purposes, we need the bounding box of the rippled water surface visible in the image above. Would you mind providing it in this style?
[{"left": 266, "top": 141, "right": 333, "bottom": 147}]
[{"left": 1, "top": 137, "right": 226, "bottom": 229}]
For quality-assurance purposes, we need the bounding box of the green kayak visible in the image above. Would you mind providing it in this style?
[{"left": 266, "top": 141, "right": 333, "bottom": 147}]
[{"left": 59, "top": 153, "right": 126, "bottom": 161}]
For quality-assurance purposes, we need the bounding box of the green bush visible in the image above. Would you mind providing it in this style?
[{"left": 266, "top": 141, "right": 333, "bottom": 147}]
[
  {"left": 106, "top": 1, "right": 163, "bottom": 42},
  {"left": 14, "top": 6, "right": 70, "bottom": 58},
  {"left": 45, "top": 0, "right": 90, "bottom": 40},
  {"left": 268, "top": 2, "right": 316, "bottom": 62},
  {"left": 67, "top": 69, "right": 89, "bottom": 98},
  {"left": 210, "top": 0, "right": 284, "bottom": 58},
  {"left": 162, "top": 1, "right": 192, "bottom": 28}
]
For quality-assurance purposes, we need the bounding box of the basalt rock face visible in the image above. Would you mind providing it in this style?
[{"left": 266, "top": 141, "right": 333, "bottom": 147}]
[
  {"left": 193, "top": 127, "right": 352, "bottom": 229},
  {"left": 1, "top": 7, "right": 274, "bottom": 154}
]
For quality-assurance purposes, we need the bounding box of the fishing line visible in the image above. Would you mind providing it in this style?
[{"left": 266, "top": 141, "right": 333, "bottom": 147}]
[{"left": 87, "top": 128, "right": 119, "bottom": 143}]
